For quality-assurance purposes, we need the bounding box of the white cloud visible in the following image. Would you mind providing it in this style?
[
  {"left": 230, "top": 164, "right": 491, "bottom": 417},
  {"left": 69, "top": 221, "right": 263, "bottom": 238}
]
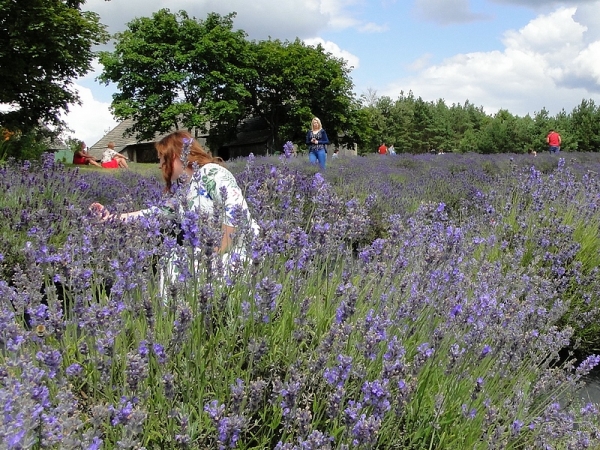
[
  {"left": 573, "top": 1, "right": 600, "bottom": 44},
  {"left": 382, "top": 5, "right": 600, "bottom": 116},
  {"left": 407, "top": 53, "right": 433, "bottom": 71},
  {"left": 304, "top": 38, "right": 360, "bottom": 69},
  {"left": 84, "top": 0, "right": 392, "bottom": 43},
  {"left": 568, "top": 41, "right": 600, "bottom": 89},
  {"left": 85, "top": 0, "right": 359, "bottom": 40},
  {"left": 61, "top": 84, "right": 117, "bottom": 147},
  {"left": 491, "top": 0, "right": 589, "bottom": 6},
  {"left": 413, "top": 0, "right": 489, "bottom": 25},
  {"left": 501, "top": 7, "right": 585, "bottom": 54},
  {"left": 358, "top": 22, "right": 389, "bottom": 33}
]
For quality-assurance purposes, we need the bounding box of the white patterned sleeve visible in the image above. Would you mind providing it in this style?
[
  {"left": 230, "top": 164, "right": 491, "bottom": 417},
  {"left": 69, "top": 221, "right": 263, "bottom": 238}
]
[{"left": 210, "top": 167, "right": 248, "bottom": 228}]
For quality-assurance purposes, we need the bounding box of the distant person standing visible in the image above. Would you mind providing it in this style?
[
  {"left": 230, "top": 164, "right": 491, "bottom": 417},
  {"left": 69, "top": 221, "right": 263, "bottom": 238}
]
[
  {"left": 378, "top": 143, "right": 388, "bottom": 155},
  {"left": 546, "top": 129, "right": 561, "bottom": 154},
  {"left": 306, "top": 117, "right": 329, "bottom": 170},
  {"left": 388, "top": 144, "right": 396, "bottom": 155}
]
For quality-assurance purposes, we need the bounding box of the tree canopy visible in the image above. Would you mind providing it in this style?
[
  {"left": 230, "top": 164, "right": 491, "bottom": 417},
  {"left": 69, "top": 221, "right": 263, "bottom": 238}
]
[
  {"left": 245, "top": 38, "right": 355, "bottom": 149},
  {"left": 98, "top": 9, "right": 356, "bottom": 152},
  {"left": 0, "top": 0, "right": 108, "bottom": 132},
  {"left": 98, "top": 10, "right": 252, "bottom": 144}
]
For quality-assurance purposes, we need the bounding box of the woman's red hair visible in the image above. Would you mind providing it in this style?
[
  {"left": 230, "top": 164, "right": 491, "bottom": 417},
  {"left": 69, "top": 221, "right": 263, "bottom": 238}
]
[{"left": 155, "top": 130, "right": 224, "bottom": 191}]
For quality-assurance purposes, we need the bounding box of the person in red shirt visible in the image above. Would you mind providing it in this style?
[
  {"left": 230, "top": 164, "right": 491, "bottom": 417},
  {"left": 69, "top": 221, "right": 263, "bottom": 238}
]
[
  {"left": 378, "top": 143, "right": 388, "bottom": 155},
  {"left": 546, "top": 129, "right": 561, "bottom": 154},
  {"left": 72, "top": 142, "right": 101, "bottom": 167}
]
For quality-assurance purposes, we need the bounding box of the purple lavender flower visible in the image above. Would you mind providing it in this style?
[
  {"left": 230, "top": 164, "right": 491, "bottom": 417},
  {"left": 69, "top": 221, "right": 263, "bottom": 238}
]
[
  {"left": 480, "top": 345, "right": 492, "bottom": 359},
  {"left": 5, "top": 429, "right": 27, "bottom": 448},
  {"left": 152, "top": 343, "right": 167, "bottom": 364},
  {"left": 296, "top": 430, "right": 334, "bottom": 449},
  {"left": 581, "top": 403, "right": 598, "bottom": 416},
  {"left": 162, "top": 373, "right": 175, "bottom": 400},
  {"left": 511, "top": 419, "right": 524, "bottom": 436},
  {"left": 126, "top": 352, "right": 148, "bottom": 392},
  {"left": 204, "top": 400, "right": 226, "bottom": 422},
  {"left": 248, "top": 379, "right": 267, "bottom": 412},
  {"left": 138, "top": 340, "right": 150, "bottom": 358},
  {"left": 110, "top": 397, "right": 134, "bottom": 426},
  {"left": 170, "top": 302, "right": 192, "bottom": 353},
  {"left": 576, "top": 354, "right": 600, "bottom": 377},
  {"left": 180, "top": 137, "right": 193, "bottom": 167},
  {"left": 230, "top": 378, "right": 245, "bottom": 414},
  {"left": 283, "top": 141, "right": 294, "bottom": 158},
  {"left": 334, "top": 282, "right": 358, "bottom": 324},
  {"left": 351, "top": 413, "right": 381, "bottom": 447},
  {"left": 87, "top": 436, "right": 103, "bottom": 450},
  {"left": 461, "top": 404, "right": 477, "bottom": 419},
  {"left": 323, "top": 354, "right": 353, "bottom": 388},
  {"left": 252, "top": 277, "right": 282, "bottom": 323},
  {"left": 35, "top": 348, "right": 62, "bottom": 378},
  {"left": 361, "top": 379, "right": 391, "bottom": 418},
  {"left": 65, "top": 363, "right": 83, "bottom": 378},
  {"left": 216, "top": 414, "right": 246, "bottom": 450},
  {"left": 276, "top": 378, "right": 302, "bottom": 420},
  {"left": 382, "top": 336, "right": 406, "bottom": 378},
  {"left": 204, "top": 399, "right": 246, "bottom": 450}
]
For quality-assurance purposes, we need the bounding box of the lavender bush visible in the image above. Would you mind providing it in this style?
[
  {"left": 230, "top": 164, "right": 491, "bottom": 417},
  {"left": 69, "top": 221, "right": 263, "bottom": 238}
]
[{"left": 1, "top": 151, "right": 600, "bottom": 448}]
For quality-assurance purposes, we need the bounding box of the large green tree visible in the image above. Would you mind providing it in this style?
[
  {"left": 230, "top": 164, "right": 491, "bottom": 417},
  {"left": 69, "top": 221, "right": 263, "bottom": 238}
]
[
  {"left": 245, "top": 38, "right": 355, "bottom": 150},
  {"left": 98, "top": 9, "right": 253, "bottom": 143},
  {"left": 569, "top": 99, "right": 600, "bottom": 152},
  {"left": 100, "top": 14, "right": 357, "bottom": 152},
  {"left": 0, "top": 0, "right": 107, "bottom": 132}
]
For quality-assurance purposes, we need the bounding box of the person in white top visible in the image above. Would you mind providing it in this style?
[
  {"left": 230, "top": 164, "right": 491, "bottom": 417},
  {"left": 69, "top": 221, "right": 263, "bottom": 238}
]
[{"left": 101, "top": 142, "right": 129, "bottom": 169}]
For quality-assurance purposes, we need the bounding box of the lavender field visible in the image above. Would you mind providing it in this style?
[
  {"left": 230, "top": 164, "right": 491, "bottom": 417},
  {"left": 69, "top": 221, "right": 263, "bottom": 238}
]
[{"left": 2, "top": 151, "right": 600, "bottom": 449}]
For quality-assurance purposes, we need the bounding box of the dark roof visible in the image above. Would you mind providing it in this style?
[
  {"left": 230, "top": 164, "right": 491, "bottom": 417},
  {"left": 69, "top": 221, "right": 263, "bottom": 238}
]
[
  {"left": 44, "top": 136, "right": 68, "bottom": 151},
  {"left": 89, "top": 119, "right": 208, "bottom": 159}
]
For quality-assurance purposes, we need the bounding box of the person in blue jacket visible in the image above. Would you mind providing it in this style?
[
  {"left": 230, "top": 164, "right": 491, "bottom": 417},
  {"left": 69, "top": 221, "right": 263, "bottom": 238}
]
[{"left": 306, "top": 117, "right": 329, "bottom": 170}]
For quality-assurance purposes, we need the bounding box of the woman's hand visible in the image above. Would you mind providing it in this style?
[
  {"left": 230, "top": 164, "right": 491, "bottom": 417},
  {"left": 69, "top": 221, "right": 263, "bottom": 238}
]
[
  {"left": 89, "top": 202, "right": 114, "bottom": 221},
  {"left": 89, "top": 202, "right": 106, "bottom": 218}
]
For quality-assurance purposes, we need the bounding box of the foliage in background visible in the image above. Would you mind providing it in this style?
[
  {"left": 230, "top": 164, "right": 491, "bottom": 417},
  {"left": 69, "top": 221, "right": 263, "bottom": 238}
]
[
  {"left": 97, "top": 7, "right": 600, "bottom": 158},
  {"left": 244, "top": 38, "right": 355, "bottom": 150},
  {"left": 0, "top": 127, "right": 62, "bottom": 163},
  {"left": 98, "top": 10, "right": 252, "bottom": 147},
  {"left": 0, "top": 0, "right": 108, "bottom": 134},
  {"left": 357, "top": 92, "right": 600, "bottom": 155},
  {"left": 3, "top": 3, "right": 600, "bottom": 160},
  {"left": 98, "top": 10, "right": 356, "bottom": 153},
  {"left": 2, "top": 152, "right": 600, "bottom": 448}
]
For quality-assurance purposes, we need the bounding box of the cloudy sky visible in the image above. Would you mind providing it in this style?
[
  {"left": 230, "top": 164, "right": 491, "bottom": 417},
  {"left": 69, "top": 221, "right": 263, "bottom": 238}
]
[{"left": 64, "top": 0, "right": 600, "bottom": 147}]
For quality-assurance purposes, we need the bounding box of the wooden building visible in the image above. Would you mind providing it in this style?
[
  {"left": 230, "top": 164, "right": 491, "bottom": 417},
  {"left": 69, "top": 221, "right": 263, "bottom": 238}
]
[
  {"left": 90, "top": 116, "right": 356, "bottom": 162},
  {"left": 89, "top": 119, "right": 208, "bottom": 163},
  {"left": 217, "top": 117, "right": 272, "bottom": 160}
]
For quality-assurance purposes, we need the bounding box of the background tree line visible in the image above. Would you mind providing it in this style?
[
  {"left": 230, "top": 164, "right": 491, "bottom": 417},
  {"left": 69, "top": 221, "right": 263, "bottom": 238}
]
[
  {"left": 356, "top": 91, "right": 600, "bottom": 155},
  {"left": 2, "top": 4, "right": 600, "bottom": 159},
  {"left": 96, "top": 9, "right": 600, "bottom": 156}
]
